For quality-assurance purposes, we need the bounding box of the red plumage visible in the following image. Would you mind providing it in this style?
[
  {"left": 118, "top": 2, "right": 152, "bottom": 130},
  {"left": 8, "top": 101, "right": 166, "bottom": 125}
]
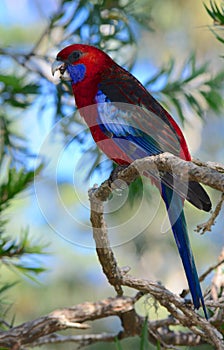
[
  {"left": 53, "top": 44, "right": 212, "bottom": 318},
  {"left": 56, "top": 44, "right": 191, "bottom": 163}
]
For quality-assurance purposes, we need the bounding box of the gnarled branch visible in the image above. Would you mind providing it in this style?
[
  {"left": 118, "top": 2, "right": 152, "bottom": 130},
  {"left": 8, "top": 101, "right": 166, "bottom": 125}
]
[
  {"left": 1, "top": 154, "right": 223, "bottom": 349},
  {"left": 88, "top": 153, "right": 224, "bottom": 349}
]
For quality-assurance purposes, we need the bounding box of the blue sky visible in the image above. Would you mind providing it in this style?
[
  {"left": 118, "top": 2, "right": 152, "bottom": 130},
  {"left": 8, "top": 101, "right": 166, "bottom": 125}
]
[{"left": 0, "top": 0, "right": 58, "bottom": 25}]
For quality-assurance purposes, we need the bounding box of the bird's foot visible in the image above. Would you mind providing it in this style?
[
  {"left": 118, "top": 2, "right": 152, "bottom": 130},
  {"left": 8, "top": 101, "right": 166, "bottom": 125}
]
[{"left": 108, "top": 165, "right": 129, "bottom": 191}]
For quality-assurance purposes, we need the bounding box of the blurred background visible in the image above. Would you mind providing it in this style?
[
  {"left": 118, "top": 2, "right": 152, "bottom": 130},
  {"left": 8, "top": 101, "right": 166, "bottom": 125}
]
[{"left": 0, "top": 0, "right": 224, "bottom": 349}]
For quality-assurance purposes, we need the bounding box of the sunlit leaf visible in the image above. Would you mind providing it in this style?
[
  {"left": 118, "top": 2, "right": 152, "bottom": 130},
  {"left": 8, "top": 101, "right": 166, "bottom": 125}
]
[{"left": 145, "top": 54, "right": 224, "bottom": 124}]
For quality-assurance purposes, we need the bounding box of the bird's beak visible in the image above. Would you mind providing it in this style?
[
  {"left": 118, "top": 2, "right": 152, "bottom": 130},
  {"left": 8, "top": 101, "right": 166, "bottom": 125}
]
[
  {"left": 51, "top": 60, "right": 72, "bottom": 81},
  {"left": 51, "top": 60, "right": 67, "bottom": 77}
]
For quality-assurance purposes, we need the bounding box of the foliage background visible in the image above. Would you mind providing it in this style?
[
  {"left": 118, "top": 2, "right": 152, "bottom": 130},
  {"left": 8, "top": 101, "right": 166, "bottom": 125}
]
[{"left": 0, "top": 0, "right": 224, "bottom": 349}]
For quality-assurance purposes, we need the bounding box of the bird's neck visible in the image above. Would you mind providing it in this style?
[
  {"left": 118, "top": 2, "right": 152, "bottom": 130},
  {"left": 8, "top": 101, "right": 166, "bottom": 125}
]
[
  {"left": 71, "top": 79, "right": 100, "bottom": 127},
  {"left": 72, "top": 79, "right": 97, "bottom": 105}
]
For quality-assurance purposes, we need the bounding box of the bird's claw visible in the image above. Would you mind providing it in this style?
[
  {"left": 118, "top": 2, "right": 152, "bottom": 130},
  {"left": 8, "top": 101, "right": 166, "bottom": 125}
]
[{"left": 108, "top": 165, "right": 129, "bottom": 191}]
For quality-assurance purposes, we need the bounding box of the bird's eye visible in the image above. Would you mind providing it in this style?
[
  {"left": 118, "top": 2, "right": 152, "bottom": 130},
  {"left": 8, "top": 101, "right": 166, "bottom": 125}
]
[{"left": 68, "top": 50, "right": 82, "bottom": 63}]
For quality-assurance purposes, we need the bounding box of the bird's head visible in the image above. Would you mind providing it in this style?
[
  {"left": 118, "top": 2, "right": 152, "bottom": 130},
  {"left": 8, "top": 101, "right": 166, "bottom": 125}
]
[{"left": 52, "top": 44, "right": 113, "bottom": 84}]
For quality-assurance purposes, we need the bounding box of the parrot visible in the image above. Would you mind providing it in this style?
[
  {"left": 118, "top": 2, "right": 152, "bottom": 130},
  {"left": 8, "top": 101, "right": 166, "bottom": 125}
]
[{"left": 52, "top": 44, "right": 211, "bottom": 318}]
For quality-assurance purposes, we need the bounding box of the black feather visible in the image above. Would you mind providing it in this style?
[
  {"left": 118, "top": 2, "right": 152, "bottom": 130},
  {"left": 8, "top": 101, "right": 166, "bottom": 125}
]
[
  {"left": 187, "top": 181, "right": 211, "bottom": 212},
  {"left": 161, "top": 173, "right": 211, "bottom": 212}
]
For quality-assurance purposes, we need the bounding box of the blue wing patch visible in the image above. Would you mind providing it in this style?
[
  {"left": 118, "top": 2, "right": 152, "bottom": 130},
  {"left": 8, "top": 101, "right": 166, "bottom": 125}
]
[
  {"left": 94, "top": 90, "right": 205, "bottom": 208},
  {"left": 95, "top": 90, "right": 162, "bottom": 160}
]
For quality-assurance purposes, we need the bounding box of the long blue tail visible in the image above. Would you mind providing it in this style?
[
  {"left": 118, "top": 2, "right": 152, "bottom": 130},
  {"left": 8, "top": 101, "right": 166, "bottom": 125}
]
[{"left": 161, "top": 184, "right": 207, "bottom": 319}]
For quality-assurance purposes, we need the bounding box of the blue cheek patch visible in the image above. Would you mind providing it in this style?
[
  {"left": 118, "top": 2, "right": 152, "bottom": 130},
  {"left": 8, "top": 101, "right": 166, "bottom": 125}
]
[{"left": 66, "top": 63, "right": 86, "bottom": 84}]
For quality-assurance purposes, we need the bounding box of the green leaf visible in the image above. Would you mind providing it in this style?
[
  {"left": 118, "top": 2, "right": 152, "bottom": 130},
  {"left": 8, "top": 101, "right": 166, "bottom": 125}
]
[
  {"left": 140, "top": 316, "right": 149, "bottom": 350},
  {"left": 5, "top": 99, "right": 29, "bottom": 109},
  {"left": 0, "top": 74, "right": 39, "bottom": 95},
  {"left": 204, "top": 1, "right": 224, "bottom": 25},
  {"left": 205, "top": 1, "right": 224, "bottom": 44},
  {"left": 0, "top": 164, "right": 43, "bottom": 210},
  {"left": 5, "top": 263, "right": 47, "bottom": 284},
  {"left": 156, "top": 340, "right": 161, "bottom": 350},
  {"left": 128, "top": 177, "right": 144, "bottom": 207},
  {"left": 115, "top": 336, "right": 123, "bottom": 350},
  {"left": 0, "top": 74, "right": 24, "bottom": 90},
  {"left": 146, "top": 53, "right": 224, "bottom": 124},
  {"left": 168, "top": 96, "right": 186, "bottom": 123},
  {"left": 19, "top": 84, "right": 39, "bottom": 94},
  {"left": 0, "top": 282, "right": 18, "bottom": 296},
  {"left": 0, "top": 228, "right": 48, "bottom": 283}
]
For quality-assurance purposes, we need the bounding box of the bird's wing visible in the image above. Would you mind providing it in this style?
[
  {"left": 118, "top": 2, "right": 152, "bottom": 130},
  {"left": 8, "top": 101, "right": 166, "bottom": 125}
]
[
  {"left": 96, "top": 69, "right": 211, "bottom": 211},
  {"left": 98, "top": 68, "right": 183, "bottom": 158}
]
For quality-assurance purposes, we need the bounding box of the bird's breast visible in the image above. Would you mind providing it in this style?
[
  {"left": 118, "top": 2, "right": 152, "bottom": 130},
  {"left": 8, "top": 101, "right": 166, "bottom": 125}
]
[{"left": 89, "top": 124, "right": 131, "bottom": 165}]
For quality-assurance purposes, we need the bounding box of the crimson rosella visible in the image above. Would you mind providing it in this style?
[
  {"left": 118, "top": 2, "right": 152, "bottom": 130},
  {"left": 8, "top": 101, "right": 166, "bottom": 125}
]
[{"left": 52, "top": 44, "right": 211, "bottom": 318}]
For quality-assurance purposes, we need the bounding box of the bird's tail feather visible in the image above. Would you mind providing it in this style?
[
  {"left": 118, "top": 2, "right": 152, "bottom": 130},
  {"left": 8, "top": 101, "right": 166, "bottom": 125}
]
[{"left": 161, "top": 184, "right": 207, "bottom": 319}]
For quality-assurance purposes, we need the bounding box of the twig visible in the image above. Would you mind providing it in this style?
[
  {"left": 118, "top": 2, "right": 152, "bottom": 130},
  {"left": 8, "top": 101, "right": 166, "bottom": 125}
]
[
  {"left": 120, "top": 275, "right": 223, "bottom": 348},
  {"left": 27, "top": 332, "right": 118, "bottom": 348},
  {"left": 196, "top": 193, "right": 224, "bottom": 234},
  {"left": 181, "top": 249, "right": 224, "bottom": 298},
  {"left": 0, "top": 296, "right": 135, "bottom": 349},
  {"left": 201, "top": 256, "right": 224, "bottom": 286},
  {"left": 192, "top": 158, "right": 224, "bottom": 173},
  {"left": 211, "top": 248, "right": 224, "bottom": 301}
]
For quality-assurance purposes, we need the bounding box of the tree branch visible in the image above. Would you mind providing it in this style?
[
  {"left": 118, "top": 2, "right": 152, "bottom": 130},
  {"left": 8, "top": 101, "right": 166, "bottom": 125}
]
[
  {"left": 0, "top": 296, "right": 135, "bottom": 349},
  {"left": 89, "top": 185, "right": 123, "bottom": 295},
  {"left": 90, "top": 153, "right": 224, "bottom": 194},
  {"left": 1, "top": 154, "right": 223, "bottom": 349},
  {"left": 88, "top": 153, "right": 224, "bottom": 349},
  {"left": 0, "top": 295, "right": 214, "bottom": 349},
  {"left": 30, "top": 333, "right": 118, "bottom": 348},
  {"left": 196, "top": 193, "right": 224, "bottom": 234}
]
